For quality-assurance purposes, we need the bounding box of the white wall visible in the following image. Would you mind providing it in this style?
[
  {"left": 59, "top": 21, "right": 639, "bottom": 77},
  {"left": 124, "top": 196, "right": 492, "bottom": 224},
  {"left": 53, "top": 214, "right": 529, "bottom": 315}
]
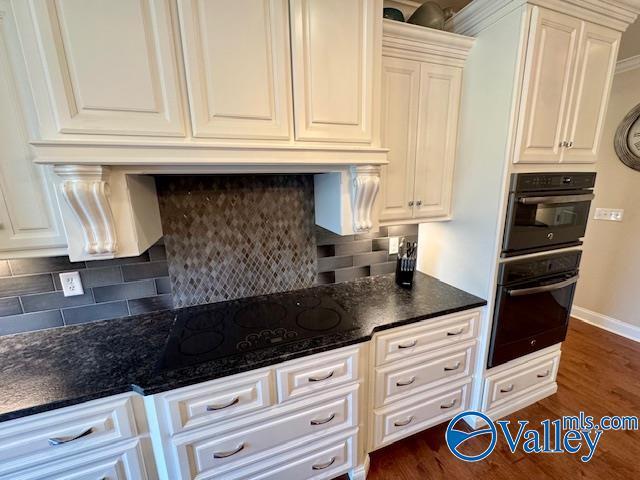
[
  {"left": 573, "top": 67, "right": 640, "bottom": 329},
  {"left": 619, "top": 18, "right": 640, "bottom": 59}
]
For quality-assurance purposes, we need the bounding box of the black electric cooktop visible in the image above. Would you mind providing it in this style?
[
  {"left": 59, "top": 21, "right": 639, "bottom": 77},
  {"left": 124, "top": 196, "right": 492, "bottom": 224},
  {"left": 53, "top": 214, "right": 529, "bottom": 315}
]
[{"left": 159, "top": 294, "right": 358, "bottom": 371}]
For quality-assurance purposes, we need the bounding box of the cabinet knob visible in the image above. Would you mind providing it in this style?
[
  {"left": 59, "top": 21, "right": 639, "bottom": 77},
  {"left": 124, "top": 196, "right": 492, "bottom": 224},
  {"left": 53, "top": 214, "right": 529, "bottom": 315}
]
[
  {"left": 416, "top": 200, "right": 423, "bottom": 207},
  {"left": 408, "top": 200, "right": 414, "bottom": 207},
  {"left": 560, "top": 141, "right": 568, "bottom": 147},
  {"left": 567, "top": 141, "right": 574, "bottom": 148}
]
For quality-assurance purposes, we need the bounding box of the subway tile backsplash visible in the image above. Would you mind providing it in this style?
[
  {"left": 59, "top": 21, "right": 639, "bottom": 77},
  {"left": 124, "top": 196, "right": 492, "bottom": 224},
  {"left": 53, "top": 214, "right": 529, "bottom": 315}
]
[{"left": 0, "top": 242, "right": 172, "bottom": 337}]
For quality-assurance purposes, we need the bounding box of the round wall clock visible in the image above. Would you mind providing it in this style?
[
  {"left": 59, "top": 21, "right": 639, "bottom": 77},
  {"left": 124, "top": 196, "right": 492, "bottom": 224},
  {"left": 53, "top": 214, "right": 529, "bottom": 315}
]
[{"left": 615, "top": 103, "right": 640, "bottom": 171}]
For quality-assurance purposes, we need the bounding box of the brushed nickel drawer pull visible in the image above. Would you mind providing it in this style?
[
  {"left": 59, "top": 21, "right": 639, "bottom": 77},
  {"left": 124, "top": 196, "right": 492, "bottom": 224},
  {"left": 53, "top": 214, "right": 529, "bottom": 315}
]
[
  {"left": 213, "top": 442, "right": 245, "bottom": 459},
  {"left": 537, "top": 370, "right": 550, "bottom": 378},
  {"left": 398, "top": 339, "right": 417, "bottom": 349},
  {"left": 310, "top": 413, "right": 336, "bottom": 426},
  {"left": 500, "top": 384, "right": 515, "bottom": 393},
  {"left": 444, "top": 361, "right": 462, "bottom": 372},
  {"left": 447, "top": 328, "right": 464, "bottom": 336},
  {"left": 206, "top": 396, "right": 240, "bottom": 411},
  {"left": 308, "top": 370, "right": 334, "bottom": 382},
  {"left": 440, "top": 399, "right": 457, "bottom": 409},
  {"left": 312, "top": 456, "right": 336, "bottom": 470},
  {"left": 48, "top": 427, "right": 94, "bottom": 446},
  {"left": 396, "top": 376, "right": 416, "bottom": 387},
  {"left": 394, "top": 415, "right": 415, "bottom": 427}
]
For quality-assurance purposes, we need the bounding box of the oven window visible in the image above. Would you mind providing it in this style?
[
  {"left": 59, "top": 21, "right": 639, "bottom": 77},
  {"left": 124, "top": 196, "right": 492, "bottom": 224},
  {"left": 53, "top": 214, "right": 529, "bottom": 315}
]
[
  {"left": 495, "top": 276, "right": 575, "bottom": 346},
  {"left": 514, "top": 202, "right": 588, "bottom": 229}
]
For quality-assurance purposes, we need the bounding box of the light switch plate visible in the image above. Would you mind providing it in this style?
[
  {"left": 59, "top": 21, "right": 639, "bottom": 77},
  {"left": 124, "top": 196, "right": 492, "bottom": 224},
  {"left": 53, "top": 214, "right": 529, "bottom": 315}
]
[
  {"left": 389, "top": 236, "right": 400, "bottom": 255},
  {"left": 59, "top": 271, "right": 84, "bottom": 297},
  {"left": 594, "top": 208, "right": 624, "bottom": 222}
]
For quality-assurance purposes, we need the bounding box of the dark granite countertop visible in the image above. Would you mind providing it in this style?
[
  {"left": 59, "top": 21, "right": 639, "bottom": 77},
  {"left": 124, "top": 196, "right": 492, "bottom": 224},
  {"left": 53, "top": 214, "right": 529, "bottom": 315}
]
[{"left": 0, "top": 272, "right": 485, "bottom": 423}]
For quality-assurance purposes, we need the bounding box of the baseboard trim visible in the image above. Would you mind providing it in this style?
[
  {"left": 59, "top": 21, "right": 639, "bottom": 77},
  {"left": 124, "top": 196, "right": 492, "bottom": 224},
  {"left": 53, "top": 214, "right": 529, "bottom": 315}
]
[
  {"left": 572, "top": 306, "right": 640, "bottom": 343},
  {"left": 349, "top": 454, "right": 370, "bottom": 480}
]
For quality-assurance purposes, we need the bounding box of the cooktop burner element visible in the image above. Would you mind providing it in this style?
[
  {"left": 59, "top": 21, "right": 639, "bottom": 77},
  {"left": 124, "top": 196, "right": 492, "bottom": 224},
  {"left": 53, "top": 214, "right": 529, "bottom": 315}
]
[{"left": 159, "top": 294, "right": 357, "bottom": 371}]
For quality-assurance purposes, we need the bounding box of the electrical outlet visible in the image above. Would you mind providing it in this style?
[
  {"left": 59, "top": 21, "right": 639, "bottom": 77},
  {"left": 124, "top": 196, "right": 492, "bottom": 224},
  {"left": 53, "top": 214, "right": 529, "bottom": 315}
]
[
  {"left": 389, "top": 236, "right": 400, "bottom": 255},
  {"left": 59, "top": 271, "right": 84, "bottom": 297},
  {"left": 594, "top": 208, "right": 624, "bottom": 222}
]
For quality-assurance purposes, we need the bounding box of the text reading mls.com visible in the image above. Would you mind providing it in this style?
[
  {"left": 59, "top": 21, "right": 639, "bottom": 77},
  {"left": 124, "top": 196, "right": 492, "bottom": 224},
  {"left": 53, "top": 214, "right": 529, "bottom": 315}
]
[{"left": 445, "top": 410, "right": 639, "bottom": 463}]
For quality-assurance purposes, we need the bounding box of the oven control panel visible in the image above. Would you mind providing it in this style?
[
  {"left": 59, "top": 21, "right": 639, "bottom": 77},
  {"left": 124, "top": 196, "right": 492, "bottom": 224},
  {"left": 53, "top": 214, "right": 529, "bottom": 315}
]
[{"left": 510, "top": 172, "right": 596, "bottom": 192}]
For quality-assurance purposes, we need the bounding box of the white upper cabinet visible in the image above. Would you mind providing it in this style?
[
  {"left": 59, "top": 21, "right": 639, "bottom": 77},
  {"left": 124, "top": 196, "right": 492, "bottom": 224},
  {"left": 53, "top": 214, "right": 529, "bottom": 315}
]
[
  {"left": 0, "top": 0, "right": 66, "bottom": 257},
  {"left": 413, "top": 63, "right": 461, "bottom": 220},
  {"left": 18, "top": 0, "right": 186, "bottom": 137},
  {"left": 178, "top": 0, "right": 292, "bottom": 140},
  {"left": 562, "top": 22, "right": 619, "bottom": 163},
  {"left": 379, "top": 57, "right": 419, "bottom": 223},
  {"left": 513, "top": 8, "right": 581, "bottom": 164},
  {"left": 513, "top": 7, "right": 620, "bottom": 164},
  {"left": 379, "top": 21, "right": 472, "bottom": 225},
  {"left": 289, "top": 0, "right": 381, "bottom": 143}
]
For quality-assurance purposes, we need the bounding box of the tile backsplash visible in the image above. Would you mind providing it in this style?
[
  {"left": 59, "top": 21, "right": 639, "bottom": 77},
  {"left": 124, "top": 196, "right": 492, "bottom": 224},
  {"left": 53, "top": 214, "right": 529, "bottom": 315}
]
[
  {"left": 156, "top": 175, "right": 317, "bottom": 308},
  {"left": 0, "top": 242, "right": 171, "bottom": 336},
  {"left": 0, "top": 174, "right": 420, "bottom": 335}
]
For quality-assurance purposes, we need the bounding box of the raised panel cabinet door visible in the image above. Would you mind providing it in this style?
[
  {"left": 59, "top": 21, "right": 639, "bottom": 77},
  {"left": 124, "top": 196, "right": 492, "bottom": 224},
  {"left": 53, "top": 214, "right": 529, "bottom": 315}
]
[
  {"left": 25, "top": 0, "right": 185, "bottom": 137},
  {"left": 178, "top": 0, "right": 292, "bottom": 140},
  {"left": 379, "top": 57, "right": 419, "bottom": 223},
  {"left": 290, "top": 0, "right": 380, "bottom": 143},
  {"left": 413, "top": 63, "right": 462, "bottom": 220},
  {"left": 0, "top": 0, "right": 66, "bottom": 255},
  {"left": 562, "top": 23, "right": 619, "bottom": 163},
  {"left": 513, "top": 8, "right": 581, "bottom": 164}
]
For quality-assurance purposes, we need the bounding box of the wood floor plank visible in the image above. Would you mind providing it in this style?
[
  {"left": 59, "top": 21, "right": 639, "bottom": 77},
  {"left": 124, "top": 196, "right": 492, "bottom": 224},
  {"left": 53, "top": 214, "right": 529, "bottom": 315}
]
[{"left": 360, "top": 319, "right": 640, "bottom": 480}]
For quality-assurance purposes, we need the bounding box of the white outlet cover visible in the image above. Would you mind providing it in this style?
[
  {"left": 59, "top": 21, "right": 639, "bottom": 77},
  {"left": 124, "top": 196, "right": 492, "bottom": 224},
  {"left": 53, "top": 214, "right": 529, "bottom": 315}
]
[
  {"left": 389, "top": 236, "right": 400, "bottom": 255},
  {"left": 59, "top": 271, "right": 84, "bottom": 297},
  {"left": 594, "top": 208, "right": 624, "bottom": 222}
]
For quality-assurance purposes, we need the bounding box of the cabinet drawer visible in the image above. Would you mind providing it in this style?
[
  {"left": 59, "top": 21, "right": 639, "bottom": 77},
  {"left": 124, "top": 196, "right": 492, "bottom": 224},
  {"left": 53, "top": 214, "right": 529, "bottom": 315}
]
[
  {"left": 373, "top": 380, "right": 471, "bottom": 449},
  {"left": 153, "top": 370, "right": 273, "bottom": 434},
  {"left": 0, "top": 395, "right": 137, "bottom": 477},
  {"left": 374, "top": 341, "right": 475, "bottom": 407},
  {"left": 174, "top": 385, "right": 358, "bottom": 479},
  {"left": 9, "top": 439, "right": 147, "bottom": 480},
  {"left": 276, "top": 347, "right": 359, "bottom": 403},
  {"left": 484, "top": 350, "right": 560, "bottom": 411},
  {"left": 374, "top": 310, "right": 479, "bottom": 366}
]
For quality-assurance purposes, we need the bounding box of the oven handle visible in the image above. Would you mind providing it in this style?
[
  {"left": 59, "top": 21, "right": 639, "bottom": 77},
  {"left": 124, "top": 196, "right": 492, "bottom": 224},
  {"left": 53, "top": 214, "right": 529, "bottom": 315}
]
[
  {"left": 518, "top": 193, "right": 594, "bottom": 205},
  {"left": 507, "top": 275, "right": 579, "bottom": 297}
]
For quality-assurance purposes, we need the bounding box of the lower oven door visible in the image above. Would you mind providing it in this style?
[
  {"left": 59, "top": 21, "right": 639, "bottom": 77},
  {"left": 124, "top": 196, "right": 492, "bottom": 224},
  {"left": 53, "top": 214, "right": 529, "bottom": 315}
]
[
  {"left": 503, "top": 192, "right": 593, "bottom": 255},
  {"left": 488, "top": 272, "right": 579, "bottom": 368}
]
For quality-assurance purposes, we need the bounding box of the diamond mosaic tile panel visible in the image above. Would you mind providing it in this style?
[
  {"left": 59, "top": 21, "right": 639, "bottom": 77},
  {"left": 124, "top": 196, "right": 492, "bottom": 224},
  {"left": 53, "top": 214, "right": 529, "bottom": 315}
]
[{"left": 156, "top": 175, "right": 317, "bottom": 308}]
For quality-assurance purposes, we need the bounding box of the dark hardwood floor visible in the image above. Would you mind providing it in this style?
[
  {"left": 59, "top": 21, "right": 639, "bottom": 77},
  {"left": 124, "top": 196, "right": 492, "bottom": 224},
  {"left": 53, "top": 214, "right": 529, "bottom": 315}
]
[{"left": 343, "top": 319, "right": 640, "bottom": 479}]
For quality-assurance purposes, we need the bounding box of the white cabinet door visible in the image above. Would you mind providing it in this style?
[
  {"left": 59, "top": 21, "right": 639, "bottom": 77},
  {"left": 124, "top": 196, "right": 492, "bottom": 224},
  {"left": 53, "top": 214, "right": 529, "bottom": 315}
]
[
  {"left": 290, "top": 0, "right": 380, "bottom": 143},
  {"left": 0, "top": 0, "right": 66, "bottom": 257},
  {"left": 379, "top": 57, "right": 420, "bottom": 223},
  {"left": 513, "top": 8, "right": 581, "bottom": 164},
  {"left": 24, "top": 0, "right": 185, "bottom": 137},
  {"left": 562, "top": 23, "right": 619, "bottom": 163},
  {"left": 178, "top": 0, "right": 292, "bottom": 140},
  {"left": 413, "top": 63, "right": 461, "bottom": 220}
]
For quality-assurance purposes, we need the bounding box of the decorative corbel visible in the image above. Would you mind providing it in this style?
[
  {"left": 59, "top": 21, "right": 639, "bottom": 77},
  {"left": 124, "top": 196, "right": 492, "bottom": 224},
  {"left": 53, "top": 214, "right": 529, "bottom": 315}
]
[
  {"left": 54, "top": 165, "right": 117, "bottom": 255},
  {"left": 351, "top": 165, "right": 381, "bottom": 233}
]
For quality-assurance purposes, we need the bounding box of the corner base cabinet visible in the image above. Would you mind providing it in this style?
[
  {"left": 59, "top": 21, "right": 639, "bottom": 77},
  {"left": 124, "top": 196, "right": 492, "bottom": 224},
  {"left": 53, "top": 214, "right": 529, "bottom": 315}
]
[{"left": 378, "top": 21, "right": 473, "bottom": 225}]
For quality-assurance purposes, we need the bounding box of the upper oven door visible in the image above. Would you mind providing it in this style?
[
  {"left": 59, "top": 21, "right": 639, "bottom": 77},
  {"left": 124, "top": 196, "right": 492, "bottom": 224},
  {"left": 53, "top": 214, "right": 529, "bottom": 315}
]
[
  {"left": 503, "top": 191, "right": 594, "bottom": 254},
  {"left": 488, "top": 271, "right": 578, "bottom": 368}
]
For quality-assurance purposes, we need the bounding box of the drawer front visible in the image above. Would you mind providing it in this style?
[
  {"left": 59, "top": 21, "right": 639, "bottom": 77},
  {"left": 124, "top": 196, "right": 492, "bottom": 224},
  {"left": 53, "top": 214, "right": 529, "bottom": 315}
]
[
  {"left": 276, "top": 347, "right": 359, "bottom": 403},
  {"left": 8, "top": 439, "right": 147, "bottom": 480},
  {"left": 484, "top": 350, "right": 560, "bottom": 411},
  {"left": 157, "top": 370, "right": 273, "bottom": 434},
  {"left": 246, "top": 434, "right": 355, "bottom": 480},
  {"left": 373, "top": 381, "right": 471, "bottom": 449},
  {"left": 375, "top": 310, "right": 479, "bottom": 366},
  {"left": 0, "top": 395, "right": 137, "bottom": 476},
  {"left": 374, "top": 341, "right": 475, "bottom": 407},
  {"left": 175, "top": 386, "right": 358, "bottom": 479}
]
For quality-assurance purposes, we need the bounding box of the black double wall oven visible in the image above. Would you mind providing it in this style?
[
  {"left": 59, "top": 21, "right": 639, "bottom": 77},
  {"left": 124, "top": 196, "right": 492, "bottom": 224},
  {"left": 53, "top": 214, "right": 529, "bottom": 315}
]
[{"left": 488, "top": 172, "right": 595, "bottom": 368}]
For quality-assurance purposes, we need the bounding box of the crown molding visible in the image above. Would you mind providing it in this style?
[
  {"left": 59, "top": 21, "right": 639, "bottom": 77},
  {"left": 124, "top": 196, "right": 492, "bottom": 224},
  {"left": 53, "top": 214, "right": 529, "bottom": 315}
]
[
  {"left": 446, "top": 0, "right": 640, "bottom": 36},
  {"left": 616, "top": 54, "right": 640, "bottom": 74},
  {"left": 383, "top": 19, "right": 475, "bottom": 66}
]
